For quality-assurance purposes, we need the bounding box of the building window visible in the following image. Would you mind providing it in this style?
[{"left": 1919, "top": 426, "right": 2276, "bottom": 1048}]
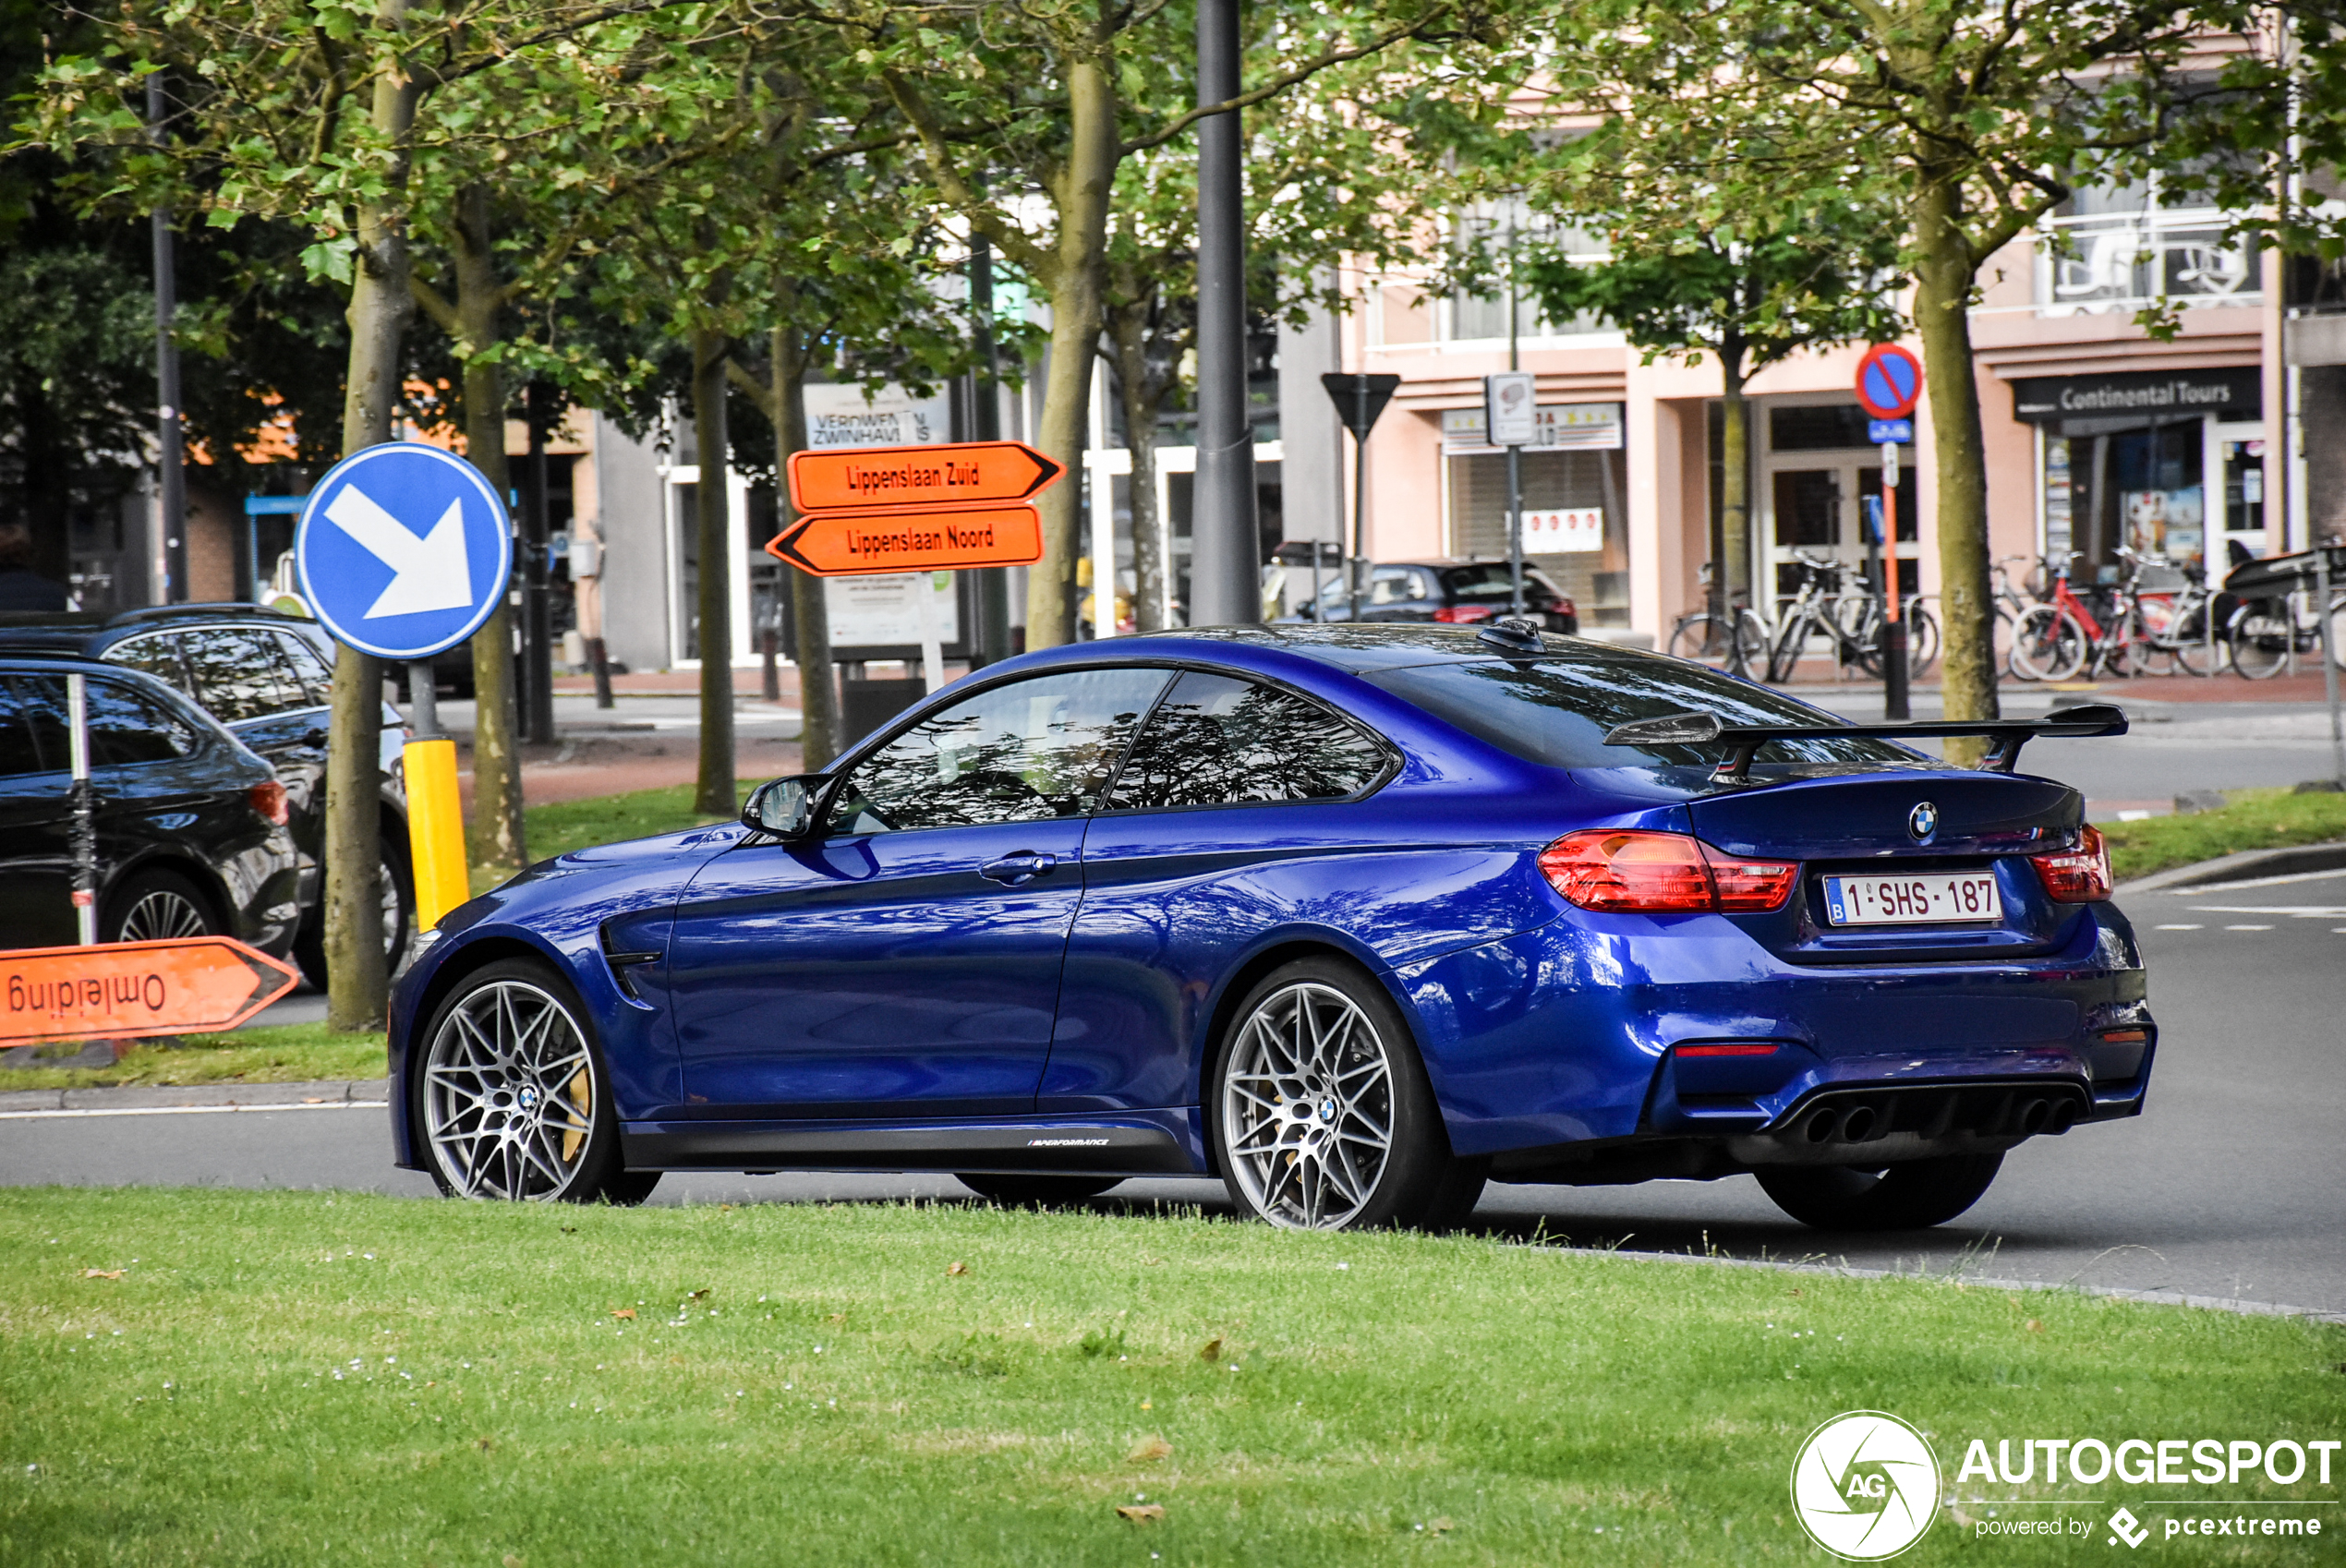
[
  {"left": 1445, "top": 448, "right": 1631, "bottom": 626},
  {"left": 2038, "top": 172, "right": 2257, "bottom": 316}
]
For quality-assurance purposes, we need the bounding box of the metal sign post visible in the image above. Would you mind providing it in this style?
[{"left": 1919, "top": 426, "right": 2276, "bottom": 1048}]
[
  {"left": 1321, "top": 374, "right": 1401, "bottom": 624},
  {"left": 1856, "top": 349, "right": 1924, "bottom": 722},
  {"left": 296, "top": 440, "right": 515, "bottom": 935},
  {"left": 1486, "top": 371, "right": 1536, "bottom": 615},
  {"left": 2319, "top": 544, "right": 2344, "bottom": 786},
  {"left": 65, "top": 672, "right": 96, "bottom": 946}
]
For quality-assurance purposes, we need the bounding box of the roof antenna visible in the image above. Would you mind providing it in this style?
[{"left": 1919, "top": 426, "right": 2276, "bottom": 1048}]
[{"left": 1477, "top": 615, "right": 1546, "bottom": 654}]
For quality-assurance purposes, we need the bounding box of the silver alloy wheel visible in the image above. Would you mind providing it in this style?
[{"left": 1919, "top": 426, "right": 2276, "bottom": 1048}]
[
  {"left": 1220, "top": 981, "right": 1396, "bottom": 1230},
  {"left": 380, "top": 859, "right": 405, "bottom": 958},
  {"left": 422, "top": 980, "right": 597, "bottom": 1200},
  {"left": 117, "top": 887, "right": 209, "bottom": 941}
]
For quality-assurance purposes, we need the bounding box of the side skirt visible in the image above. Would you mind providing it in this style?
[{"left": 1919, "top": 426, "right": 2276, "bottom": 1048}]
[{"left": 621, "top": 1111, "right": 1202, "bottom": 1177}]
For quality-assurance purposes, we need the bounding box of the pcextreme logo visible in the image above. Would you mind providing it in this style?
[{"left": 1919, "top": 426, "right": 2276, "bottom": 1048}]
[{"left": 1791, "top": 1410, "right": 1942, "bottom": 1561}]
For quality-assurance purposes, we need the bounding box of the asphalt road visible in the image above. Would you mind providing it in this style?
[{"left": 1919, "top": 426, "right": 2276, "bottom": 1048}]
[{"left": 6, "top": 871, "right": 2340, "bottom": 1312}]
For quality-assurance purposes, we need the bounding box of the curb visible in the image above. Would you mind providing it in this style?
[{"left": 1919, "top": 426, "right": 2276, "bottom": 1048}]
[
  {"left": 2116, "top": 839, "right": 2346, "bottom": 895},
  {"left": 1588, "top": 1248, "right": 2346, "bottom": 1326},
  {"left": 0, "top": 1079, "right": 388, "bottom": 1116}
]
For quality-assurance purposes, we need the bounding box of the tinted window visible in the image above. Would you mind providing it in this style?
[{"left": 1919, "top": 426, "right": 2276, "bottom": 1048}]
[
  {"left": 1106, "top": 671, "right": 1391, "bottom": 811},
  {"left": 11, "top": 674, "right": 70, "bottom": 771},
  {"left": 1438, "top": 563, "right": 1566, "bottom": 602},
  {"left": 88, "top": 680, "right": 198, "bottom": 765},
  {"left": 0, "top": 681, "right": 41, "bottom": 778},
  {"left": 273, "top": 632, "right": 335, "bottom": 703},
  {"left": 108, "top": 633, "right": 192, "bottom": 694},
  {"left": 1365, "top": 655, "right": 1917, "bottom": 774},
  {"left": 182, "top": 628, "right": 311, "bottom": 722},
  {"left": 830, "top": 668, "right": 1172, "bottom": 834}
]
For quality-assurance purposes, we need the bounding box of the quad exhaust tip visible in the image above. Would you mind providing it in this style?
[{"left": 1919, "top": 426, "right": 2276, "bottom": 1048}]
[{"left": 1780, "top": 1082, "right": 2088, "bottom": 1149}]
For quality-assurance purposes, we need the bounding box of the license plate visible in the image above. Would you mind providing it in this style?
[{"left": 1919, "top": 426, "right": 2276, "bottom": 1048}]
[{"left": 1820, "top": 872, "right": 2001, "bottom": 926}]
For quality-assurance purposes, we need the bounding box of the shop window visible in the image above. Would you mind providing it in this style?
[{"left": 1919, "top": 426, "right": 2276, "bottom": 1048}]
[
  {"left": 1770, "top": 404, "right": 1876, "bottom": 452},
  {"left": 1446, "top": 449, "right": 1630, "bottom": 626}
]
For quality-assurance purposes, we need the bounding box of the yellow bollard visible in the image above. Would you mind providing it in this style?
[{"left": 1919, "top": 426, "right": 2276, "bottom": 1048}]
[{"left": 403, "top": 735, "right": 470, "bottom": 930}]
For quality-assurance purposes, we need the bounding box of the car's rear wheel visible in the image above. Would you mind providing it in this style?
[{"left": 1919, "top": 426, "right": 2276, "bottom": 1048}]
[
  {"left": 956, "top": 1174, "right": 1123, "bottom": 1205},
  {"left": 416, "top": 959, "right": 659, "bottom": 1205},
  {"left": 104, "top": 868, "right": 219, "bottom": 942},
  {"left": 1210, "top": 958, "right": 1481, "bottom": 1232},
  {"left": 1755, "top": 1152, "right": 2003, "bottom": 1231}
]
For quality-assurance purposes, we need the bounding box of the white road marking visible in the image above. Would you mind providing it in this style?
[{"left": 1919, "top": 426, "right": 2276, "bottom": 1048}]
[
  {"left": 2188, "top": 905, "right": 2346, "bottom": 919},
  {"left": 2154, "top": 923, "right": 2204, "bottom": 930},
  {"left": 2224, "top": 923, "right": 2275, "bottom": 931},
  {"left": 0, "top": 1101, "right": 388, "bottom": 1121}
]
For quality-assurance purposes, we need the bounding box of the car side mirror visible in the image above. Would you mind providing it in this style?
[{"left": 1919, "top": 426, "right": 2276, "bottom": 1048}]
[{"left": 743, "top": 774, "right": 824, "bottom": 840}]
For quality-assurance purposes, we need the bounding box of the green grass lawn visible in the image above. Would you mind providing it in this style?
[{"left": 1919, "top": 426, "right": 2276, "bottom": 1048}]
[
  {"left": 0, "top": 1022, "right": 385, "bottom": 1092},
  {"left": 1, "top": 1190, "right": 2337, "bottom": 1565},
  {"left": 520, "top": 778, "right": 762, "bottom": 862},
  {"left": 2104, "top": 785, "right": 2346, "bottom": 882}
]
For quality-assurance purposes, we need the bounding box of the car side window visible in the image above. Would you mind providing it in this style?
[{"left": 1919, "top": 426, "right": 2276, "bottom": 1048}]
[
  {"left": 1368, "top": 569, "right": 1424, "bottom": 606},
  {"left": 272, "top": 632, "right": 335, "bottom": 705},
  {"left": 108, "top": 633, "right": 192, "bottom": 694},
  {"left": 828, "top": 668, "right": 1173, "bottom": 835},
  {"left": 181, "top": 628, "right": 311, "bottom": 723},
  {"left": 9, "top": 674, "right": 70, "bottom": 771},
  {"left": 0, "top": 681, "right": 42, "bottom": 778},
  {"left": 1104, "top": 670, "right": 1393, "bottom": 812},
  {"left": 87, "top": 680, "right": 199, "bottom": 766}
]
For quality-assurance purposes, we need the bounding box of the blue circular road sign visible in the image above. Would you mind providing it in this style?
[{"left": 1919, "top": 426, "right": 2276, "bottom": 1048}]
[{"left": 295, "top": 442, "right": 514, "bottom": 661}]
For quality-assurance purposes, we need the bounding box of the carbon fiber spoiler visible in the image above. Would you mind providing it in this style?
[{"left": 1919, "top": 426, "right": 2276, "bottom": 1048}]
[{"left": 1602, "top": 703, "right": 2129, "bottom": 783}]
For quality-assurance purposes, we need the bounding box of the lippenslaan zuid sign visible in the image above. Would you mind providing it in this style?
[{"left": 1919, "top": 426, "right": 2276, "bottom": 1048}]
[{"left": 2009, "top": 368, "right": 2261, "bottom": 424}]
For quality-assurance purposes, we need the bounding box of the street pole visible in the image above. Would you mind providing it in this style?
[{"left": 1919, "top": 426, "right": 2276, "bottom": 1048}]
[
  {"left": 1189, "top": 0, "right": 1260, "bottom": 628},
  {"left": 969, "top": 232, "right": 1011, "bottom": 663},
  {"left": 67, "top": 673, "right": 96, "bottom": 946},
  {"left": 2317, "top": 542, "right": 2343, "bottom": 786},
  {"left": 402, "top": 663, "right": 469, "bottom": 934},
  {"left": 522, "top": 382, "right": 555, "bottom": 744},
  {"left": 1880, "top": 438, "right": 1910, "bottom": 720},
  {"left": 1351, "top": 385, "right": 1370, "bottom": 622},
  {"left": 148, "top": 75, "right": 187, "bottom": 605},
  {"left": 1506, "top": 212, "right": 1525, "bottom": 616}
]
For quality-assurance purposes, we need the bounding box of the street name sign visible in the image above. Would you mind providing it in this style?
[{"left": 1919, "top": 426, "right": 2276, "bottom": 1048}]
[
  {"left": 296, "top": 440, "right": 514, "bottom": 660},
  {"left": 1483, "top": 371, "right": 1538, "bottom": 448},
  {"left": 786, "top": 440, "right": 1062, "bottom": 514},
  {"left": 768, "top": 504, "right": 1044, "bottom": 577},
  {"left": 1868, "top": 417, "right": 1915, "bottom": 444},
  {"left": 1855, "top": 344, "right": 1924, "bottom": 420},
  {"left": 1, "top": 937, "right": 297, "bottom": 1046}
]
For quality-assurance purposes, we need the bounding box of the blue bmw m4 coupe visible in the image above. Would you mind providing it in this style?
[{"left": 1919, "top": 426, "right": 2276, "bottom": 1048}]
[{"left": 387, "top": 620, "right": 2150, "bottom": 1232}]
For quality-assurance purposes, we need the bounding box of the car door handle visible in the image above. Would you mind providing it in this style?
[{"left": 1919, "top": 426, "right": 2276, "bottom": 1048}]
[{"left": 979, "top": 851, "right": 1058, "bottom": 886}]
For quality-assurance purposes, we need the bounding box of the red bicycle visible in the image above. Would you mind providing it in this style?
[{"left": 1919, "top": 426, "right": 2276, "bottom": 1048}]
[{"left": 2007, "top": 551, "right": 2154, "bottom": 681}]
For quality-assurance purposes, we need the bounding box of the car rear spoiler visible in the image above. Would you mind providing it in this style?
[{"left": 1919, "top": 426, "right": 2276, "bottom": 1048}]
[{"left": 1602, "top": 703, "right": 2129, "bottom": 782}]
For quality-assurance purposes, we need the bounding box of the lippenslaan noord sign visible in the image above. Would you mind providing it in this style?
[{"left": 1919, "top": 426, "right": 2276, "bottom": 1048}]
[
  {"left": 773, "top": 440, "right": 1061, "bottom": 578},
  {"left": 295, "top": 441, "right": 514, "bottom": 660}
]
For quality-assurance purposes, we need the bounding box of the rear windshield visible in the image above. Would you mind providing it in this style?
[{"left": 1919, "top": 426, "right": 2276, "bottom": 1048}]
[
  {"left": 1365, "top": 656, "right": 1919, "bottom": 774},
  {"left": 1439, "top": 564, "right": 1563, "bottom": 601}
]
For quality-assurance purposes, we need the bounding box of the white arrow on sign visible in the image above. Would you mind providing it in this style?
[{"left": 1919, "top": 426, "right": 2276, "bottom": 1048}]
[{"left": 324, "top": 484, "right": 475, "bottom": 619}]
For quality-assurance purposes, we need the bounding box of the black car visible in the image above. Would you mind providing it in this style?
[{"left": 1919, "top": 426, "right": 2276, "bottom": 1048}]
[
  {"left": 0, "top": 656, "right": 301, "bottom": 953},
  {"left": 1304, "top": 559, "right": 1580, "bottom": 633},
  {"left": 0, "top": 607, "right": 413, "bottom": 981}
]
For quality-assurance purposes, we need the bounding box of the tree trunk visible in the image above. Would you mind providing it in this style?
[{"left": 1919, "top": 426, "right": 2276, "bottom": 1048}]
[
  {"left": 771, "top": 322, "right": 841, "bottom": 768},
  {"left": 1719, "top": 347, "right": 1752, "bottom": 621},
  {"left": 1024, "top": 54, "right": 1119, "bottom": 648},
  {"left": 453, "top": 184, "right": 526, "bottom": 876},
  {"left": 1108, "top": 299, "right": 1168, "bottom": 633},
  {"left": 1913, "top": 169, "right": 1999, "bottom": 759},
  {"left": 692, "top": 325, "right": 736, "bottom": 814},
  {"left": 322, "top": 0, "right": 418, "bottom": 1032}
]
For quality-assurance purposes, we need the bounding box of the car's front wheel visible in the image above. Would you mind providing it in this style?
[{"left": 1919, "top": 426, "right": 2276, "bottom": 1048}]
[
  {"left": 416, "top": 959, "right": 659, "bottom": 1205},
  {"left": 1755, "top": 1152, "right": 2003, "bottom": 1231},
  {"left": 1210, "top": 958, "right": 1484, "bottom": 1232}
]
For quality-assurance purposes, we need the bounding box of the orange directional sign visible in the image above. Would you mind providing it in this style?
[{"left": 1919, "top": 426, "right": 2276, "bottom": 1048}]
[
  {"left": 786, "top": 440, "right": 1063, "bottom": 514},
  {"left": 0, "top": 937, "right": 298, "bottom": 1046},
  {"left": 768, "top": 504, "right": 1044, "bottom": 577}
]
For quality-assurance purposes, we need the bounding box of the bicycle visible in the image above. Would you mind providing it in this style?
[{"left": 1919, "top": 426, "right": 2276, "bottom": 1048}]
[
  {"left": 1666, "top": 562, "right": 1770, "bottom": 675},
  {"left": 2228, "top": 587, "right": 2346, "bottom": 679},
  {"left": 1766, "top": 552, "right": 1876, "bottom": 683},
  {"left": 2007, "top": 551, "right": 2157, "bottom": 681}
]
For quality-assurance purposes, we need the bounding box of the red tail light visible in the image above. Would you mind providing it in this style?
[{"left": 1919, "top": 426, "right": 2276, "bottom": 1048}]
[
  {"left": 1539, "top": 830, "right": 1796, "bottom": 913},
  {"left": 1677, "top": 1043, "right": 1778, "bottom": 1057},
  {"left": 248, "top": 780, "right": 289, "bottom": 826},
  {"left": 1433, "top": 605, "right": 1495, "bottom": 623},
  {"left": 2030, "top": 823, "right": 2111, "bottom": 902}
]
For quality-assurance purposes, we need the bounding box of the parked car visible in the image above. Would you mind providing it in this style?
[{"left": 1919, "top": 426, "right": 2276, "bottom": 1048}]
[
  {"left": 386, "top": 621, "right": 2147, "bottom": 1231},
  {"left": 1304, "top": 559, "right": 1579, "bottom": 633},
  {"left": 0, "top": 655, "right": 300, "bottom": 953},
  {"left": 0, "top": 606, "right": 413, "bottom": 982}
]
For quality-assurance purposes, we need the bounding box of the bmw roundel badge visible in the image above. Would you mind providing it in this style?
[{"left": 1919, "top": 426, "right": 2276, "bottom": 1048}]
[{"left": 1907, "top": 801, "right": 1940, "bottom": 843}]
